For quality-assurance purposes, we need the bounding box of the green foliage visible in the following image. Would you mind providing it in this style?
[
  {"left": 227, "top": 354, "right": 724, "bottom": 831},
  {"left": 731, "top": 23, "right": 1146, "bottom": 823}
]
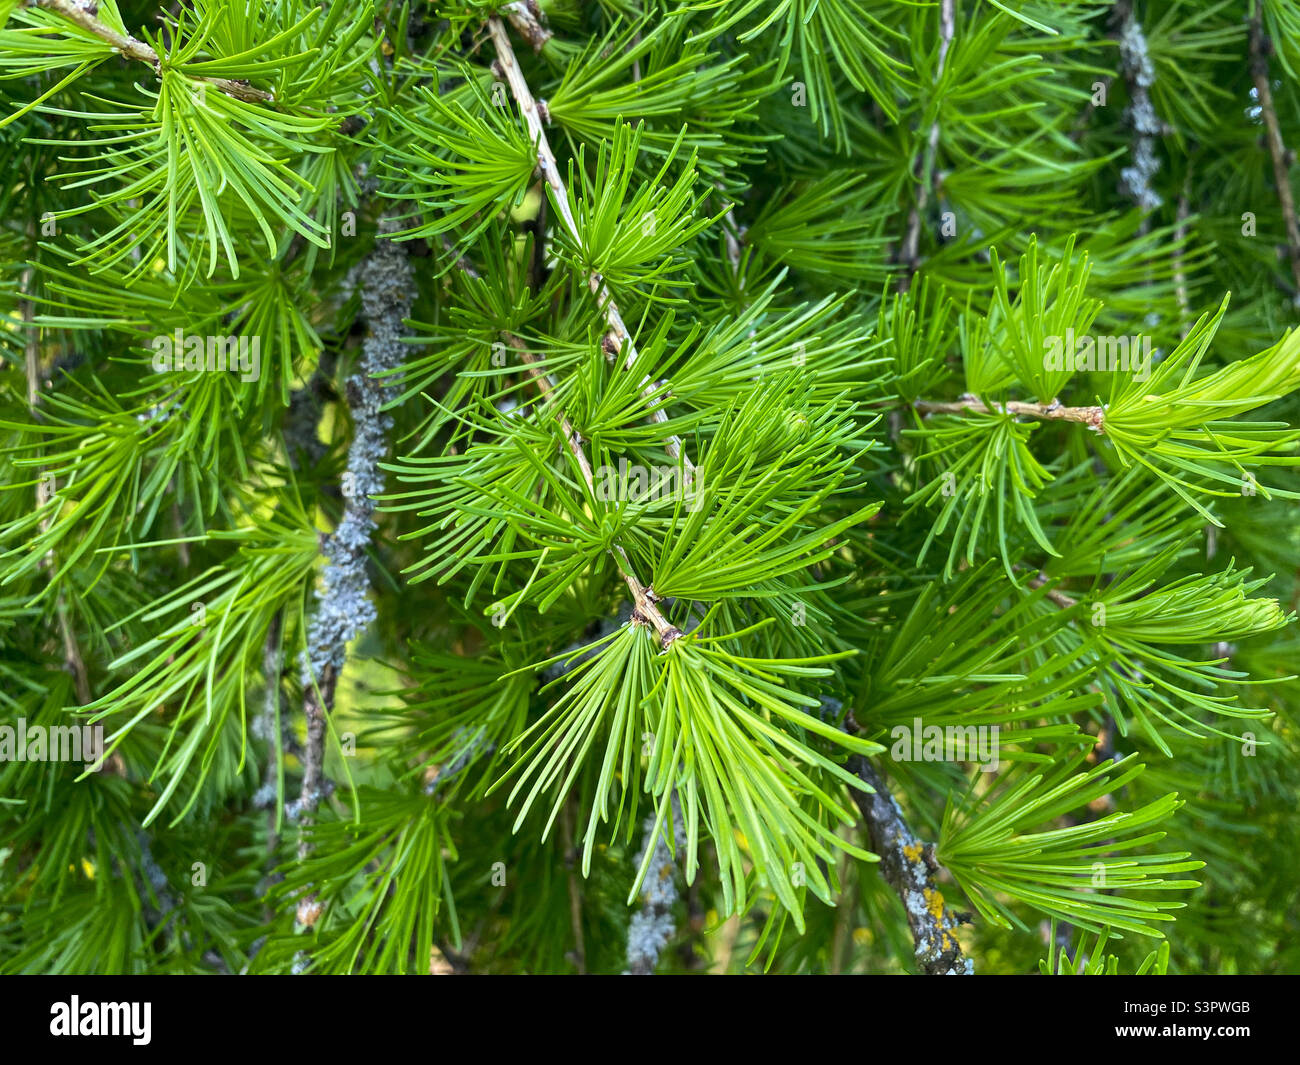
[
  {"left": 2, "top": 0, "right": 1299, "bottom": 977},
  {"left": 1040, "top": 921, "right": 1172, "bottom": 974},
  {"left": 939, "top": 753, "right": 1203, "bottom": 936}
]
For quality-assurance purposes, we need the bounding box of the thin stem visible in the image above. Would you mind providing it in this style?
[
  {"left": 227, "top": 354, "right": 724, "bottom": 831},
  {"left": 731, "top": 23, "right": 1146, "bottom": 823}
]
[
  {"left": 913, "top": 395, "right": 1106, "bottom": 431},
  {"left": 897, "top": 0, "right": 954, "bottom": 291},
  {"left": 33, "top": 0, "right": 274, "bottom": 102},
  {"left": 21, "top": 247, "right": 92, "bottom": 707},
  {"left": 487, "top": 15, "right": 693, "bottom": 471},
  {"left": 1027, "top": 572, "right": 1079, "bottom": 609},
  {"left": 719, "top": 186, "right": 745, "bottom": 273},
  {"left": 559, "top": 801, "right": 587, "bottom": 973}
]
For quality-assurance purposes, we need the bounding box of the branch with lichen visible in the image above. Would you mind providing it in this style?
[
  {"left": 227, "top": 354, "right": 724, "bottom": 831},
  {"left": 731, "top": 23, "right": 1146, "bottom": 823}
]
[
  {"left": 850, "top": 757, "right": 973, "bottom": 975},
  {"left": 1114, "top": 0, "right": 1163, "bottom": 215},
  {"left": 625, "top": 797, "right": 686, "bottom": 974},
  {"left": 30, "top": 0, "right": 274, "bottom": 102},
  {"left": 291, "top": 217, "right": 414, "bottom": 938}
]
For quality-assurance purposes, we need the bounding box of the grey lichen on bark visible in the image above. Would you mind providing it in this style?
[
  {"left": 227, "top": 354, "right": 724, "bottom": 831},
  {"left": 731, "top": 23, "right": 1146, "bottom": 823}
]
[
  {"left": 291, "top": 217, "right": 414, "bottom": 946},
  {"left": 301, "top": 216, "right": 412, "bottom": 690},
  {"left": 625, "top": 798, "right": 687, "bottom": 974},
  {"left": 1115, "top": 1, "right": 1163, "bottom": 213}
]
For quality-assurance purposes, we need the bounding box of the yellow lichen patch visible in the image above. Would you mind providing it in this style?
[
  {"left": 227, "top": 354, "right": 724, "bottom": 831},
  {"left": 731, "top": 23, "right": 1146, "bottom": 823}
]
[
  {"left": 924, "top": 886, "right": 945, "bottom": 923},
  {"left": 923, "top": 887, "right": 960, "bottom": 952},
  {"left": 903, "top": 842, "right": 924, "bottom": 864}
]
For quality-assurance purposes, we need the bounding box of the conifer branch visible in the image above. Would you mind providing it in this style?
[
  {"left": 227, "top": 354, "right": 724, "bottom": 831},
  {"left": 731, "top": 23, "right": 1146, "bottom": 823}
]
[
  {"left": 487, "top": 15, "right": 694, "bottom": 472},
  {"left": 30, "top": 0, "right": 274, "bottom": 102},
  {"left": 913, "top": 395, "right": 1106, "bottom": 431},
  {"left": 850, "top": 758, "right": 973, "bottom": 975},
  {"left": 897, "top": 0, "right": 954, "bottom": 291},
  {"left": 501, "top": 332, "right": 684, "bottom": 648},
  {"left": 1249, "top": 2, "right": 1300, "bottom": 301}
]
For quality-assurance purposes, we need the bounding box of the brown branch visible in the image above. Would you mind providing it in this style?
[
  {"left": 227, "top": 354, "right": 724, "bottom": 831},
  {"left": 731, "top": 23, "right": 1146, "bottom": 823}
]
[
  {"left": 290, "top": 659, "right": 334, "bottom": 937},
  {"left": 914, "top": 395, "right": 1106, "bottom": 431},
  {"left": 849, "top": 757, "right": 972, "bottom": 975},
  {"left": 291, "top": 658, "right": 335, "bottom": 932},
  {"left": 559, "top": 801, "right": 587, "bottom": 973},
  {"left": 487, "top": 15, "right": 693, "bottom": 472},
  {"left": 296, "top": 664, "right": 335, "bottom": 864},
  {"left": 501, "top": 0, "right": 551, "bottom": 53},
  {"left": 259, "top": 611, "right": 285, "bottom": 870},
  {"left": 1249, "top": 3, "right": 1300, "bottom": 301},
  {"left": 897, "top": 0, "right": 954, "bottom": 292},
  {"left": 1027, "top": 573, "right": 1079, "bottom": 609},
  {"left": 32, "top": 0, "right": 274, "bottom": 103}
]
